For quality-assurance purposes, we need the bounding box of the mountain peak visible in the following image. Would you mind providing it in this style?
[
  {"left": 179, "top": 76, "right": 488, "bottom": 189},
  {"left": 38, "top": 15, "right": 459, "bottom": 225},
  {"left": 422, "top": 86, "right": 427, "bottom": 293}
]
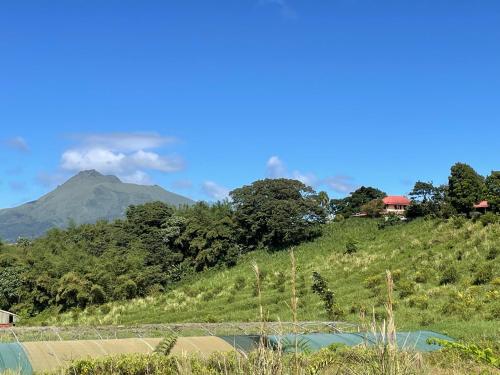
[{"left": 67, "top": 170, "right": 121, "bottom": 184}]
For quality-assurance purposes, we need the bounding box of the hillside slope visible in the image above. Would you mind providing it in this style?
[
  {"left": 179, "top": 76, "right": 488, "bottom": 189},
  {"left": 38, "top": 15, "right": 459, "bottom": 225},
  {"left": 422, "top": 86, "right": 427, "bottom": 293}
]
[
  {"left": 0, "top": 170, "right": 194, "bottom": 242},
  {"left": 41, "top": 218, "right": 499, "bottom": 342}
]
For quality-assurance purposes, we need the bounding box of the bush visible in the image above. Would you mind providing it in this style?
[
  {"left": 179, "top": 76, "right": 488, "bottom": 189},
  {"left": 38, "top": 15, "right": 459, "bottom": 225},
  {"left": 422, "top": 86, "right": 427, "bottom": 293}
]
[
  {"left": 486, "top": 247, "right": 499, "bottom": 260},
  {"left": 333, "top": 214, "right": 344, "bottom": 222},
  {"left": 344, "top": 239, "right": 358, "bottom": 255},
  {"left": 89, "top": 285, "right": 107, "bottom": 305},
  {"left": 408, "top": 294, "right": 429, "bottom": 309},
  {"left": 480, "top": 212, "right": 498, "bottom": 226},
  {"left": 414, "top": 271, "right": 428, "bottom": 284},
  {"left": 397, "top": 280, "right": 416, "bottom": 298},
  {"left": 440, "top": 265, "right": 459, "bottom": 285},
  {"left": 472, "top": 264, "right": 493, "bottom": 285}
]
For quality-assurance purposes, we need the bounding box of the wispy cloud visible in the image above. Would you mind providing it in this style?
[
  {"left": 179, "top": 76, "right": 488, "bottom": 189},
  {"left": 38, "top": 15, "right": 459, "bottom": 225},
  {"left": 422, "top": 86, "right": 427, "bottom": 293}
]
[
  {"left": 260, "top": 0, "right": 297, "bottom": 20},
  {"left": 266, "top": 155, "right": 287, "bottom": 178},
  {"left": 265, "top": 156, "right": 357, "bottom": 194},
  {"left": 202, "top": 181, "right": 230, "bottom": 201},
  {"left": 323, "top": 176, "right": 357, "bottom": 193},
  {"left": 5, "top": 136, "right": 29, "bottom": 153},
  {"left": 59, "top": 132, "right": 184, "bottom": 184}
]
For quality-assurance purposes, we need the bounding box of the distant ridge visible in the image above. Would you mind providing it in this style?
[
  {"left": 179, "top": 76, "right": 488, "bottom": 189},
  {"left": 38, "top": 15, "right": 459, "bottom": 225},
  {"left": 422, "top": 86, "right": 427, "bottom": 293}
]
[{"left": 0, "top": 170, "right": 194, "bottom": 242}]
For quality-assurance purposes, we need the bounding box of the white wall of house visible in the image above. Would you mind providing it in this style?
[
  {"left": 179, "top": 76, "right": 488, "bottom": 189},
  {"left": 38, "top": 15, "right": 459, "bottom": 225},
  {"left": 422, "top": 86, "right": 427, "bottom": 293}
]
[{"left": 0, "top": 310, "right": 16, "bottom": 324}]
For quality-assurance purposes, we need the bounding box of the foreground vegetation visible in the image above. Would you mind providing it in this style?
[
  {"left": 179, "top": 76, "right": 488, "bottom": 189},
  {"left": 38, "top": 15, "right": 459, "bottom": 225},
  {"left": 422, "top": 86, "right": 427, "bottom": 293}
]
[{"left": 45, "top": 347, "right": 497, "bottom": 375}]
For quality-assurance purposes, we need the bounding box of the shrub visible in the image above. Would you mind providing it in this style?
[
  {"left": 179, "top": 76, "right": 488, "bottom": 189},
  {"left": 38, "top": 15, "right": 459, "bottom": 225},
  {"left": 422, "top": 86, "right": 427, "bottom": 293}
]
[
  {"left": 486, "top": 247, "right": 499, "bottom": 260},
  {"left": 480, "top": 212, "right": 499, "bottom": 226},
  {"left": 440, "top": 265, "right": 459, "bottom": 285},
  {"left": 311, "top": 271, "right": 342, "bottom": 319},
  {"left": 414, "top": 271, "right": 428, "bottom": 284},
  {"left": 333, "top": 214, "right": 344, "bottom": 222},
  {"left": 397, "top": 280, "right": 416, "bottom": 298},
  {"left": 89, "top": 285, "right": 106, "bottom": 305},
  {"left": 114, "top": 278, "right": 137, "bottom": 300},
  {"left": 234, "top": 276, "right": 246, "bottom": 290},
  {"left": 451, "top": 216, "right": 467, "bottom": 229},
  {"left": 472, "top": 264, "right": 493, "bottom": 285},
  {"left": 344, "top": 239, "right": 358, "bottom": 255},
  {"left": 408, "top": 294, "right": 429, "bottom": 310}
]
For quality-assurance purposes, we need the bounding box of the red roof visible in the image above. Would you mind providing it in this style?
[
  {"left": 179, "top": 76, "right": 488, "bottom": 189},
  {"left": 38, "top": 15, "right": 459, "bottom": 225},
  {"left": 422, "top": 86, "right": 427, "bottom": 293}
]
[
  {"left": 383, "top": 196, "right": 411, "bottom": 206},
  {"left": 473, "top": 200, "right": 489, "bottom": 208}
]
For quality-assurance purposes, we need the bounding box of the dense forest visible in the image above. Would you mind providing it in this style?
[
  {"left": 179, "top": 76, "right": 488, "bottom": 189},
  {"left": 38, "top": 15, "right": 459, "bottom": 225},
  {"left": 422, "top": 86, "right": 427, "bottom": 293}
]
[{"left": 0, "top": 163, "right": 498, "bottom": 317}]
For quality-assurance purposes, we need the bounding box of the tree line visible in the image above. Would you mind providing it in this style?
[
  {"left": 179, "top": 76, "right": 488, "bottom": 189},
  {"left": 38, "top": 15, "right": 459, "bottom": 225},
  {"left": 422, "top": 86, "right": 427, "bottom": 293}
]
[
  {"left": 0, "top": 178, "right": 326, "bottom": 316},
  {"left": 330, "top": 163, "right": 499, "bottom": 219}
]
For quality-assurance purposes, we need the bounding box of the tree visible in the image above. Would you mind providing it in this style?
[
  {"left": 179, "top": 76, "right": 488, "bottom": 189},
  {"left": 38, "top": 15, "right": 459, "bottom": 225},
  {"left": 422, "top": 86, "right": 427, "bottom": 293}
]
[
  {"left": 230, "top": 179, "right": 326, "bottom": 249},
  {"left": 407, "top": 182, "right": 450, "bottom": 218},
  {"left": 485, "top": 171, "right": 500, "bottom": 213},
  {"left": 360, "top": 199, "right": 384, "bottom": 218},
  {"left": 447, "top": 163, "right": 485, "bottom": 214},
  {"left": 330, "top": 186, "right": 386, "bottom": 217},
  {"left": 409, "top": 181, "right": 436, "bottom": 202}
]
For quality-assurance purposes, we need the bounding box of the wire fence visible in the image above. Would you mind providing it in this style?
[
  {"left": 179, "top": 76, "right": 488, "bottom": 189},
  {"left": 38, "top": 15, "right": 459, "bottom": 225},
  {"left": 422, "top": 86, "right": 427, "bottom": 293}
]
[{"left": 0, "top": 321, "right": 360, "bottom": 343}]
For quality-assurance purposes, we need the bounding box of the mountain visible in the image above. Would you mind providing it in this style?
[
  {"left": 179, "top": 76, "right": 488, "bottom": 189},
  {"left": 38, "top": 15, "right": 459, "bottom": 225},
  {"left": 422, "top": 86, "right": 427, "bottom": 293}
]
[{"left": 0, "top": 170, "right": 194, "bottom": 242}]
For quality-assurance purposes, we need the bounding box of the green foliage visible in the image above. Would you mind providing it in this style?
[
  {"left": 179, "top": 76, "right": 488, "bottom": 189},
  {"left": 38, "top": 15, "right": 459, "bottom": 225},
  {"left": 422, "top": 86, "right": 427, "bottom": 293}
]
[
  {"left": 407, "top": 182, "right": 449, "bottom": 219},
  {"left": 480, "top": 212, "right": 499, "bottom": 226},
  {"left": 447, "top": 163, "right": 485, "bottom": 214},
  {"left": 344, "top": 239, "right": 358, "bottom": 255},
  {"left": 472, "top": 264, "right": 493, "bottom": 285},
  {"left": 440, "top": 265, "right": 459, "bottom": 285},
  {"left": 154, "top": 334, "right": 178, "bottom": 356},
  {"left": 329, "top": 186, "right": 386, "bottom": 217},
  {"left": 485, "top": 171, "right": 500, "bottom": 213},
  {"left": 361, "top": 199, "right": 385, "bottom": 218},
  {"left": 427, "top": 338, "right": 499, "bottom": 369},
  {"left": 311, "top": 271, "right": 342, "bottom": 320},
  {"left": 378, "top": 214, "right": 402, "bottom": 229},
  {"left": 230, "top": 178, "right": 326, "bottom": 249}
]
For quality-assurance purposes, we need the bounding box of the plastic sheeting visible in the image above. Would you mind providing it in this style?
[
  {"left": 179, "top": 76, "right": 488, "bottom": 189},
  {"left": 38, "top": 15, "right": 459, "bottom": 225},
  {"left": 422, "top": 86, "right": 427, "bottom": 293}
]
[
  {"left": 21, "top": 336, "right": 235, "bottom": 373},
  {"left": 268, "top": 330, "right": 455, "bottom": 353},
  {"left": 0, "top": 342, "right": 33, "bottom": 375},
  {"left": 219, "top": 335, "right": 261, "bottom": 352}
]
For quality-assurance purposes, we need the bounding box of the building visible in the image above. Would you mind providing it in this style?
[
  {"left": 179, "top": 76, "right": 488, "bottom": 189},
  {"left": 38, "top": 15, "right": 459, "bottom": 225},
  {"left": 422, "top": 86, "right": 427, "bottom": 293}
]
[
  {"left": 473, "top": 200, "right": 489, "bottom": 213},
  {"left": 0, "top": 309, "right": 17, "bottom": 327},
  {"left": 382, "top": 196, "right": 411, "bottom": 215}
]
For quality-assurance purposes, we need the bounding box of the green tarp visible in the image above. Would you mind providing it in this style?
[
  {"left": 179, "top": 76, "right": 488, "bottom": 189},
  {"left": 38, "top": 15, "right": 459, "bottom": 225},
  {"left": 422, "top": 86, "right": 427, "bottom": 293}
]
[
  {"left": 219, "top": 335, "right": 261, "bottom": 352},
  {"left": 0, "top": 343, "right": 33, "bottom": 375},
  {"left": 267, "top": 330, "right": 455, "bottom": 353}
]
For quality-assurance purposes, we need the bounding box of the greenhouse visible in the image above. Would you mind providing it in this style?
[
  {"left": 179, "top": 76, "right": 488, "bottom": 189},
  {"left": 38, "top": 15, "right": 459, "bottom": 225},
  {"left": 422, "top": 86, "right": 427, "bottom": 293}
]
[{"left": 0, "top": 330, "right": 454, "bottom": 374}]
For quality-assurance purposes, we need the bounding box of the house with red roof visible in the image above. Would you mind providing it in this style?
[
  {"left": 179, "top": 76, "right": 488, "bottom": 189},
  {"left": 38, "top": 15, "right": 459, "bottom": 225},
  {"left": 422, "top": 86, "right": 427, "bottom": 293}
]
[
  {"left": 473, "top": 200, "right": 489, "bottom": 213},
  {"left": 382, "top": 196, "right": 411, "bottom": 215}
]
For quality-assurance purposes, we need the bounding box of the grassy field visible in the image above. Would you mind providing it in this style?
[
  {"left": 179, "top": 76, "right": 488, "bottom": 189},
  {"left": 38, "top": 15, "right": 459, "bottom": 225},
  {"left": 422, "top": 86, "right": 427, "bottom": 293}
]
[{"left": 31, "top": 218, "right": 499, "bottom": 345}]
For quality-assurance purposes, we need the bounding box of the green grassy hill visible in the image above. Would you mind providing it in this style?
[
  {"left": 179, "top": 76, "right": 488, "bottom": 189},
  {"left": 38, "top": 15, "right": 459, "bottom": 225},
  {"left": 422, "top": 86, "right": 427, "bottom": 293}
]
[{"left": 38, "top": 218, "right": 499, "bottom": 343}]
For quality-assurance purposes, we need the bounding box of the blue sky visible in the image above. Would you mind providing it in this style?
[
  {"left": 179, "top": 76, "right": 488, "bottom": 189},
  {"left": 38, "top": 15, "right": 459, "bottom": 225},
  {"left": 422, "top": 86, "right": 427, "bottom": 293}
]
[{"left": 1, "top": 0, "right": 499, "bottom": 207}]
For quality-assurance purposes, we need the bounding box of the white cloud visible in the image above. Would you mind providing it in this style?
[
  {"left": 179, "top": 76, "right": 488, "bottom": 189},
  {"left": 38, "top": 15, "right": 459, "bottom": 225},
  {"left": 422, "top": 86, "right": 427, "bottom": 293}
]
[
  {"left": 71, "top": 132, "right": 175, "bottom": 152},
  {"left": 59, "top": 132, "right": 184, "bottom": 185},
  {"left": 5, "top": 136, "right": 29, "bottom": 152},
  {"left": 324, "top": 176, "right": 357, "bottom": 193},
  {"left": 202, "top": 181, "right": 230, "bottom": 201},
  {"left": 265, "top": 155, "right": 357, "bottom": 194},
  {"left": 291, "top": 171, "right": 319, "bottom": 187},
  {"left": 266, "top": 156, "right": 287, "bottom": 178},
  {"left": 120, "top": 171, "right": 152, "bottom": 185}
]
